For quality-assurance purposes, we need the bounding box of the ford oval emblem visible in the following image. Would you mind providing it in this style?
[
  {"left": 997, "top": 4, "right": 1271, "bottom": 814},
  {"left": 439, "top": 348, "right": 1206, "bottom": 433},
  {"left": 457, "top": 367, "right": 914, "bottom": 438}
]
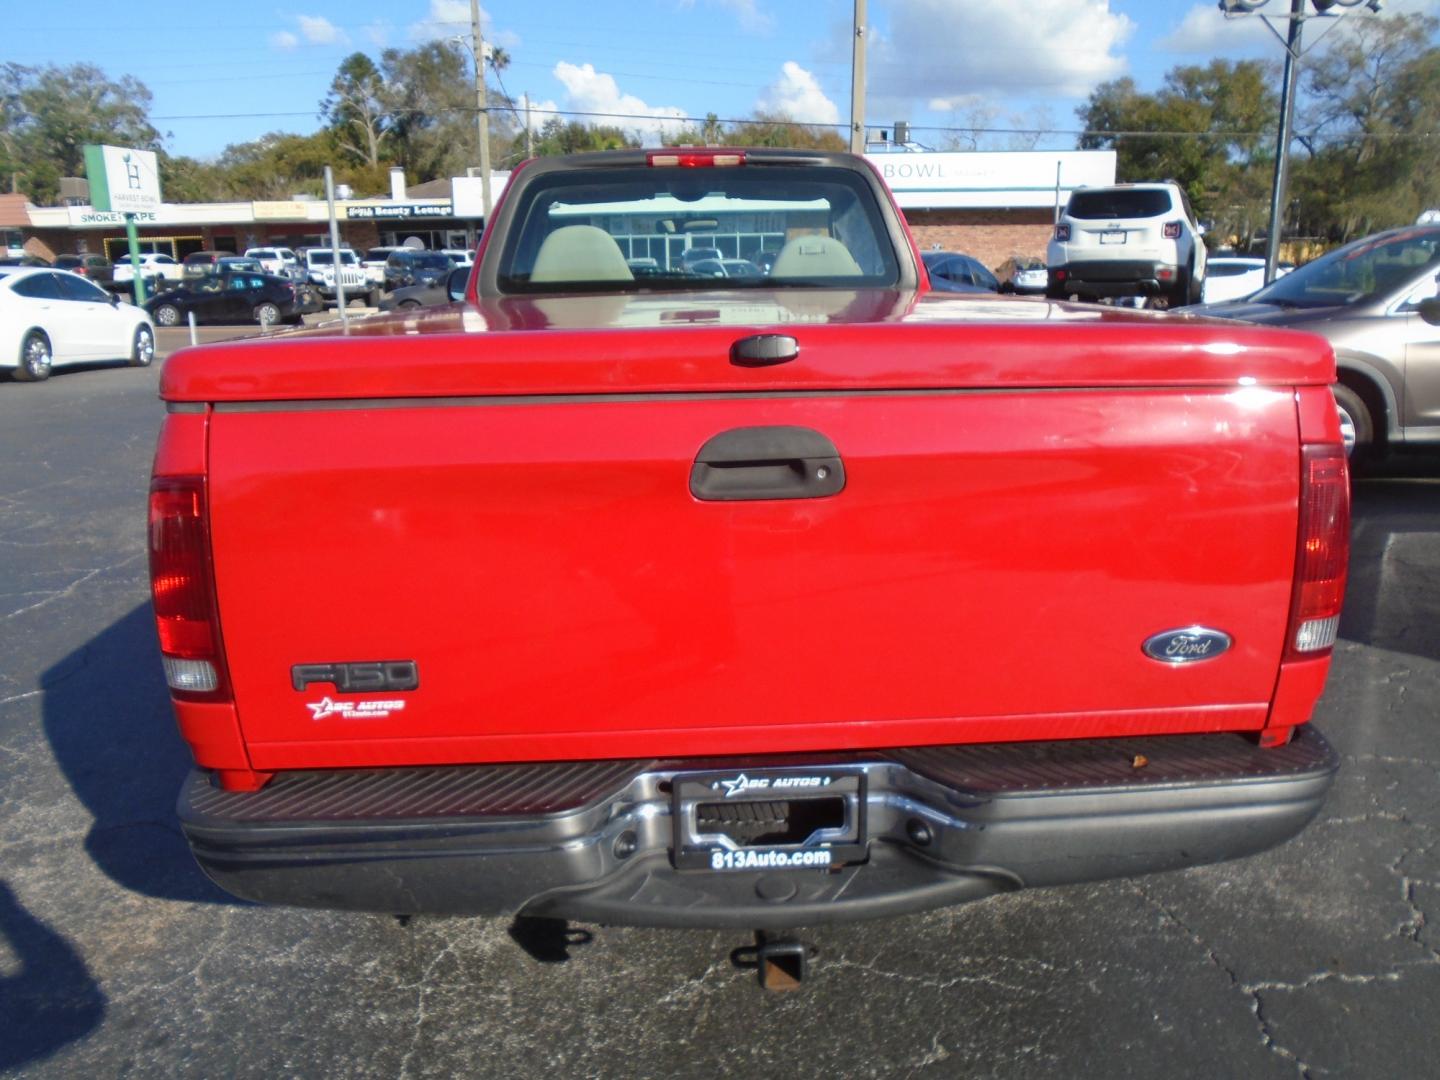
[{"left": 1143, "top": 627, "right": 1232, "bottom": 664}]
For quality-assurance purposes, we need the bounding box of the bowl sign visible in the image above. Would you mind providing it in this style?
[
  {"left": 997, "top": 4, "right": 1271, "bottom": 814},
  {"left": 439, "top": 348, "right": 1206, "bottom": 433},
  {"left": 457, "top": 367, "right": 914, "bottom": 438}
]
[
  {"left": 1142, "top": 627, "right": 1232, "bottom": 664},
  {"left": 83, "top": 145, "right": 162, "bottom": 215}
]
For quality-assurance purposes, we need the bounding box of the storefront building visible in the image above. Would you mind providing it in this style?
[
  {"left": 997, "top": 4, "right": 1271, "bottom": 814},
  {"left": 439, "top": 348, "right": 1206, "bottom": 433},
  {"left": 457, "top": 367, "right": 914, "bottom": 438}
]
[{"left": 11, "top": 153, "right": 1113, "bottom": 273}]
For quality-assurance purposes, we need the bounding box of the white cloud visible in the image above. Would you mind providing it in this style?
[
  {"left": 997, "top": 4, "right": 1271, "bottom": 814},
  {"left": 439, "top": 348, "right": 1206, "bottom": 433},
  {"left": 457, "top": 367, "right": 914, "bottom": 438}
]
[
  {"left": 552, "top": 62, "right": 688, "bottom": 144},
  {"left": 269, "top": 30, "right": 299, "bottom": 50},
  {"left": 297, "top": 14, "right": 347, "bottom": 45},
  {"left": 408, "top": 0, "right": 519, "bottom": 48},
  {"left": 1156, "top": 4, "right": 1275, "bottom": 55},
  {"left": 679, "top": 0, "right": 774, "bottom": 35},
  {"left": 869, "top": 0, "right": 1134, "bottom": 102},
  {"left": 1159, "top": 0, "right": 1440, "bottom": 56},
  {"left": 364, "top": 20, "right": 392, "bottom": 46},
  {"left": 755, "top": 62, "right": 840, "bottom": 126}
]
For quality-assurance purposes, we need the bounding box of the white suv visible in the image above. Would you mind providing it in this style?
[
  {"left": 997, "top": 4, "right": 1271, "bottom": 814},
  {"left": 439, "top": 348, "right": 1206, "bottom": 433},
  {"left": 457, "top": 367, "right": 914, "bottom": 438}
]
[
  {"left": 302, "top": 248, "right": 377, "bottom": 306},
  {"left": 1046, "top": 183, "right": 1206, "bottom": 308}
]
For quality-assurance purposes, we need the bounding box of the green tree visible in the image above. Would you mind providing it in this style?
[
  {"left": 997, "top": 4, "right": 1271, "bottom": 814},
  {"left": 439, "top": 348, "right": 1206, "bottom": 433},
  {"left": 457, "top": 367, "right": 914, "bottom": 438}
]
[
  {"left": 322, "top": 52, "right": 390, "bottom": 170},
  {"left": 1291, "top": 13, "right": 1440, "bottom": 240},
  {"left": 0, "top": 62, "right": 161, "bottom": 204}
]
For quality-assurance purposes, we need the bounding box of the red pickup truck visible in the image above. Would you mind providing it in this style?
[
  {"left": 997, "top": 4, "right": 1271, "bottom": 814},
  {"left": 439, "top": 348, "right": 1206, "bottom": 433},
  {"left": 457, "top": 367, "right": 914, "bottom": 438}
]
[{"left": 151, "top": 149, "right": 1348, "bottom": 931}]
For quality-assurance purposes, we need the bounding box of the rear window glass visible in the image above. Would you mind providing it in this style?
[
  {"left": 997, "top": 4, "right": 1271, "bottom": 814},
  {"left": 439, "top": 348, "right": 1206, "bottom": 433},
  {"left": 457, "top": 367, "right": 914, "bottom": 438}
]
[
  {"left": 1067, "top": 189, "right": 1173, "bottom": 219},
  {"left": 496, "top": 165, "right": 900, "bottom": 293}
]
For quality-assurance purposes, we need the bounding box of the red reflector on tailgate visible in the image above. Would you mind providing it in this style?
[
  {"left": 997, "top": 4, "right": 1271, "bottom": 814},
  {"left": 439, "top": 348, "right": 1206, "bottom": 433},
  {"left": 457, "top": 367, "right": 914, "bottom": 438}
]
[{"left": 1285, "top": 444, "right": 1350, "bottom": 659}]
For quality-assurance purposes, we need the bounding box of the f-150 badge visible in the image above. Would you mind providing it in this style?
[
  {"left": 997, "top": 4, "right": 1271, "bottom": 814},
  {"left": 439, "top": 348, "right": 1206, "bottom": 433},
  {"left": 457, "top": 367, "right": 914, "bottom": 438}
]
[
  {"left": 292, "top": 661, "right": 419, "bottom": 692},
  {"left": 1142, "top": 627, "right": 1232, "bottom": 664}
]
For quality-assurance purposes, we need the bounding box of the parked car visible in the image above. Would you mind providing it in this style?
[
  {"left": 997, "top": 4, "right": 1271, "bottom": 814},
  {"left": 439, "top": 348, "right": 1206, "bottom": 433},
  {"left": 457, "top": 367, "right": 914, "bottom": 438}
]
[
  {"left": 183, "top": 251, "right": 235, "bottom": 279},
  {"left": 215, "top": 256, "right": 265, "bottom": 275},
  {"left": 685, "top": 258, "right": 728, "bottom": 278},
  {"left": 922, "top": 251, "right": 1000, "bottom": 293},
  {"left": 1, "top": 266, "right": 154, "bottom": 381},
  {"left": 52, "top": 254, "right": 115, "bottom": 290},
  {"left": 441, "top": 248, "right": 475, "bottom": 268},
  {"left": 113, "top": 252, "right": 184, "bottom": 289},
  {"left": 379, "top": 266, "right": 469, "bottom": 312},
  {"left": 302, "top": 247, "right": 375, "bottom": 306},
  {"left": 1200, "top": 256, "right": 1293, "bottom": 304},
  {"left": 679, "top": 246, "right": 724, "bottom": 268},
  {"left": 997, "top": 256, "right": 1048, "bottom": 295},
  {"left": 1183, "top": 223, "right": 1440, "bottom": 459},
  {"left": 721, "top": 258, "right": 763, "bottom": 280},
  {"left": 384, "top": 250, "right": 456, "bottom": 291},
  {"left": 245, "top": 247, "right": 301, "bottom": 279},
  {"left": 0, "top": 254, "right": 51, "bottom": 268},
  {"left": 362, "top": 246, "right": 405, "bottom": 286},
  {"left": 1047, "top": 182, "right": 1206, "bottom": 307},
  {"left": 147, "top": 270, "right": 323, "bottom": 327}
]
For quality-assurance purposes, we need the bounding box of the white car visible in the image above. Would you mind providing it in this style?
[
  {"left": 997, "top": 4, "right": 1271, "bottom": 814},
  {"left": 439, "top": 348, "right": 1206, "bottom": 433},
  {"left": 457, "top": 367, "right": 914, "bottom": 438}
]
[
  {"left": 113, "top": 252, "right": 184, "bottom": 286},
  {"left": 441, "top": 248, "right": 475, "bottom": 268},
  {"left": 1199, "top": 257, "right": 1293, "bottom": 305},
  {"left": 1046, "top": 182, "right": 1206, "bottom": 308},
  {"left": 361, "top": 246, "right": 405, "bottom": 286},
  {"left": 245, "top": 247, "right": 301, "bottom": 279},
  {"left": 1, "top": 266, "right": 155, "bottom": 382}
]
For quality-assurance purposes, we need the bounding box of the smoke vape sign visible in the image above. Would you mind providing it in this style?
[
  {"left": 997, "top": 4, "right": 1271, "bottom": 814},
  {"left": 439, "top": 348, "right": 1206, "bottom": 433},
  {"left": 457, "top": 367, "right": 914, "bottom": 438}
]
[{"left": 82, "top": 145, "right": 162, "bottom": 214}]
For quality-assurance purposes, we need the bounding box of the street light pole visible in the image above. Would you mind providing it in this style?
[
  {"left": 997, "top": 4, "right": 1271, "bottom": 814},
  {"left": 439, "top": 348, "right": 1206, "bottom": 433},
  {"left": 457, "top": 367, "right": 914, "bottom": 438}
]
[
  {"left": 849, "top": 0, "right": 866, "bottom": 154},
  {"left": 469, "top": 0, "right": 492, "bottom": 219},
  {"left": 1264, "top": 0, "right": 1306, "bottom": 284}
]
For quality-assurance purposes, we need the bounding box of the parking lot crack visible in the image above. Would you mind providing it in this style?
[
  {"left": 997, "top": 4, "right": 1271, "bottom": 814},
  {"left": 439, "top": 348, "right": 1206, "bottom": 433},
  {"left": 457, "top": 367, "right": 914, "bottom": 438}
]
[
  {"left": 397, "top": 938, "right": 458, "bottom": 1080},
  {"left": 1130, "top": 883, "right": 1315, "bottom": 1077}
]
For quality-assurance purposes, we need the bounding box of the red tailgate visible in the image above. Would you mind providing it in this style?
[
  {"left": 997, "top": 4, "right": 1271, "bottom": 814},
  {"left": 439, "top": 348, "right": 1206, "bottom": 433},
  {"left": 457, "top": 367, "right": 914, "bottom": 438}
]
[{"left": 206, "top": 385, "right": 1300, "bottom": 770}]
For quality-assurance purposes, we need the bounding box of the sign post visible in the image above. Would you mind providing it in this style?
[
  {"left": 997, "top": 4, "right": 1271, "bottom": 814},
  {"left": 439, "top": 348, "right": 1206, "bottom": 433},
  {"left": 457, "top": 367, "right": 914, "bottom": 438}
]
[{"left": 83, "top": 145, "right": 162, "bottom": 305}]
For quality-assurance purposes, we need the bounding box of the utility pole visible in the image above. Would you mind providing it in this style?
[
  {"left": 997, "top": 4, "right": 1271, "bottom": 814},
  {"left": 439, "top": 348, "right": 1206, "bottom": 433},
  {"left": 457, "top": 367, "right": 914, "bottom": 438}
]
[
  {"left": 849, "top": 0, "right": 866, "bottom": 154},
  {"left": 469, "top": 0, "right": 492, "bottom": 218},
  {"left": 524, "top": 92, "right": 534, "bottom": 159},
  {"left": 1264, "top": 0, "right": 1305, "bottom": 285}
]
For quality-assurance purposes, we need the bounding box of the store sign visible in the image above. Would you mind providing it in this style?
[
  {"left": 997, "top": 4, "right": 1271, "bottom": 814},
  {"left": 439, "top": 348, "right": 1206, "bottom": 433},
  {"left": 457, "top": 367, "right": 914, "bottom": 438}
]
[
  {"left": 82, "top": 145, "right": 162, "bottom": 214},
  {"left": 868, "top": 151, "right": 1116, "bottom": 192},
  {"left": 67, "top": 208, "right": 160, "bottom": 227},
  {"left": 347, "top": 203, "right": 452, "bottom": 220},
  {"left": 253, "top": 200, "right": 318, "bottom": 220}
]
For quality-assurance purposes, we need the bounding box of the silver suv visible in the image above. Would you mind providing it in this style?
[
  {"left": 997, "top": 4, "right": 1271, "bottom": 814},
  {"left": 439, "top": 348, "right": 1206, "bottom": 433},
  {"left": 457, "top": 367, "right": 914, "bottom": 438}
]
[
  {"left": 1185, "top": 224, "right": 1440, "bottom": 460},
  {"left": 1047, "top": 183, "right": 1206, "bottom": 308}
]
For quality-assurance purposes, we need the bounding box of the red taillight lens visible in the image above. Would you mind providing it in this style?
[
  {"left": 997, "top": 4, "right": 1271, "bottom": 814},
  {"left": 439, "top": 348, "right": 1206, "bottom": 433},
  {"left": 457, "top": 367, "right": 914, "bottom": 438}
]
[
  {"left": 1054, "top": 224, "right": 1070, "bottom": 241},
  {"left": 647, "top": 151, "right": 745, "bottom": 167},
  {"left": 149, "top": 476, "right": 229, "bottom": 697},
  {"left": 1163, "top": 222, "right": 1182, "bottom": 239},
  {"left": 1285, "top": 444, "right": 1350, "bottom": 659}
]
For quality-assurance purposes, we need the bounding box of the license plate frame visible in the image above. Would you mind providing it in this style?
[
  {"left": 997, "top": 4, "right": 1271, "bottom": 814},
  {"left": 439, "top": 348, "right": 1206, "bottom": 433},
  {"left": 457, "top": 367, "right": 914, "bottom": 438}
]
[{"left": 671, "top": 767, "right": 868, "bottom": 872}]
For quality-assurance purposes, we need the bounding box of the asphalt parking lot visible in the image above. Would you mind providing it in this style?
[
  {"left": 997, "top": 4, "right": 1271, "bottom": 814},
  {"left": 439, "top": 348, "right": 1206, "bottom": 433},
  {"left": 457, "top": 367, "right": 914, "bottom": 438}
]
[{"left": 2, "top": 344, "right": 1439, "bottom": 1079}]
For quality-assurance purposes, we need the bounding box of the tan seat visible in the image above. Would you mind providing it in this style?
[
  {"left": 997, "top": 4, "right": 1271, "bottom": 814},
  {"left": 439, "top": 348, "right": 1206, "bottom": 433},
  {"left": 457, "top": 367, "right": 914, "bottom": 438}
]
[
  {"left": 531, "top": 225, "right": 634, "bottom": 284},
  {"left": 770, "top": 234, "right": 862, "bottom": 279}
]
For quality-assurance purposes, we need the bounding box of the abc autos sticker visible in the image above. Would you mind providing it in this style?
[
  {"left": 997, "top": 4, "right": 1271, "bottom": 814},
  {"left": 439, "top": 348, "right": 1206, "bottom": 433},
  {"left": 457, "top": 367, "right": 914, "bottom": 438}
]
[{"left": 307, "top": 696, "right": 406, "bottom": 721}]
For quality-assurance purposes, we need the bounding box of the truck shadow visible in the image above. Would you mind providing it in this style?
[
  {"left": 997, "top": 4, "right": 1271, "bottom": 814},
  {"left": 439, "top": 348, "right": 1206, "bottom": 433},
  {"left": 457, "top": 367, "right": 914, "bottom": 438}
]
[
  {"left": 1341, "top": 463, "right": 1440, "bottom": 663},
  {"left": 0, "top": 880, "right": 106, "bottom": 1071},
  {"left": 41, "top": 602, "right": 240, "bottom": 904}
]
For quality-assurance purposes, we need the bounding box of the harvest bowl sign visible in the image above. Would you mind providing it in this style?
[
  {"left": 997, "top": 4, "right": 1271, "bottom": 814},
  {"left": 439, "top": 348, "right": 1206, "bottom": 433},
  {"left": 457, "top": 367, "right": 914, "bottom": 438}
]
[{"left": 82, "top": 144, "right": 162, "bottom": 215}]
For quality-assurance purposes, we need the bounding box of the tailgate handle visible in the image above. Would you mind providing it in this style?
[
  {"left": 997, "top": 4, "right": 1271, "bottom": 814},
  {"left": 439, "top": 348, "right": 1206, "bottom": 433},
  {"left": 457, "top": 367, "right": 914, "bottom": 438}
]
[
  {"left": 731, "top": 334, "right": 799, "bottom": 366},
  {"left": 690, "top": 426, "right": 845, "bottom": 501}
]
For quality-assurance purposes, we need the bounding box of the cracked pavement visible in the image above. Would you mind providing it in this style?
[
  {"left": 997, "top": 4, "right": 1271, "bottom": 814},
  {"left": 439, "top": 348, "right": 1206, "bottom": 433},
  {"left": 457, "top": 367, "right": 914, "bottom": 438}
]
[{"left": 1, "top": 346, "right": 1438, "bottom": 1078}]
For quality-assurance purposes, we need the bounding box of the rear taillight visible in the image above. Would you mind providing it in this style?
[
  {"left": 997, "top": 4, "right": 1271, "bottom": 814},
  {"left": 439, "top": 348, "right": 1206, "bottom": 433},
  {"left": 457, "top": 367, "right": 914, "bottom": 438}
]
[
  {"left": 647, "top": 151, "right": 746, "bottom": 167},
  {"left": 1285, "top": 444, "right": 1350, "bottom": 659},
  {"left": 149, "top": 476, "right": 229, "bottom": 698},
  {"left": 1054, "top": 224, "right": 1070, "bottom": 242},
  {"left": 1163, "top": 222, "right": 1182, "bottom": 239}
]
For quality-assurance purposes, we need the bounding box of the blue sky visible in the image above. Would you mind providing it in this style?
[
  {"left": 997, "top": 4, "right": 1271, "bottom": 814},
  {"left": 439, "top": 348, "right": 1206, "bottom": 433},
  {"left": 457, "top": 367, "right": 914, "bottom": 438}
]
[{"left": 8, "top": 0, "right": 1439, "bottom": 162}]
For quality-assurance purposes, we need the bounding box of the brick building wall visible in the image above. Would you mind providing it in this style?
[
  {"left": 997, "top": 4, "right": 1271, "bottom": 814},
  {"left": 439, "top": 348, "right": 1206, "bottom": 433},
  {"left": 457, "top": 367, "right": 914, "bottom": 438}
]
[{"left": 904, "top": 209, "right": 1054, "bottom": 273}]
